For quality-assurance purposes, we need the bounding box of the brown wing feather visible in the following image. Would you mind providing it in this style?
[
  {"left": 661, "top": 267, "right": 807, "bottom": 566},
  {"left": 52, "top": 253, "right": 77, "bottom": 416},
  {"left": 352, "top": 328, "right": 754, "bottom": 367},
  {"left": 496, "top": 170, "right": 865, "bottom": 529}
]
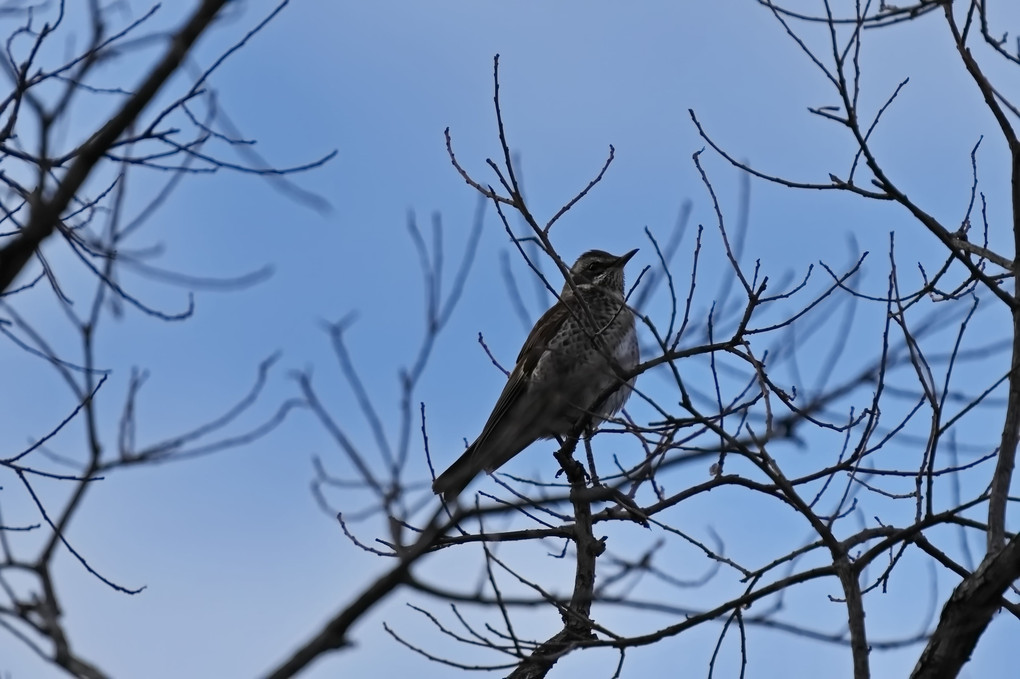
[
  {"left": 471, "top": 299, "right": 571, "bottom": 457},
  {"left": 516, "top": 297, "right": 571, "bottom": 369}
]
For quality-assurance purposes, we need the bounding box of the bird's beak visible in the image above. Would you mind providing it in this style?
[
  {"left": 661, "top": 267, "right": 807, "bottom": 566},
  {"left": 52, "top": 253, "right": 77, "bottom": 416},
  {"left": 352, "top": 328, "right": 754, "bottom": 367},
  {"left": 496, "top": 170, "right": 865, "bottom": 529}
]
[{"left": 615, "top": 249, "right": 638, "bottom": 267}]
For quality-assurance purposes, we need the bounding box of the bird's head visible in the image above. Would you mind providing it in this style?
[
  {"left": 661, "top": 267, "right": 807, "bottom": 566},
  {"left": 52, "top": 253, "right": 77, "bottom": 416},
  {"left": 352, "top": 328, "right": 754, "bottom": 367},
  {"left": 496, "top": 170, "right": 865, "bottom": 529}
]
[{"left": 564, "top": 248, "right": 638, "bottom": 294}]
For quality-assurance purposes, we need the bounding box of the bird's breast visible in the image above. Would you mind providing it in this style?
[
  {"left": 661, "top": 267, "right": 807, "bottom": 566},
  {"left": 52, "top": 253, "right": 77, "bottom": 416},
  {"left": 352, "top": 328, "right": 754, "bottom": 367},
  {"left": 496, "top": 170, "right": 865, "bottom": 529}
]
[{"left": 615, "top": 321, "right": 639, "bottom": 370}]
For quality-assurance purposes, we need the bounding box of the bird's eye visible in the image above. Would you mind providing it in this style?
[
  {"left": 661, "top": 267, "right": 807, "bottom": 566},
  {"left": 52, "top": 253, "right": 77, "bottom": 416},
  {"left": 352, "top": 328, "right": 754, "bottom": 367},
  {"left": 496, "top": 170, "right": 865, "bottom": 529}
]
[{"left": 586, "top": 261, "right": 600, "bottom": 272}]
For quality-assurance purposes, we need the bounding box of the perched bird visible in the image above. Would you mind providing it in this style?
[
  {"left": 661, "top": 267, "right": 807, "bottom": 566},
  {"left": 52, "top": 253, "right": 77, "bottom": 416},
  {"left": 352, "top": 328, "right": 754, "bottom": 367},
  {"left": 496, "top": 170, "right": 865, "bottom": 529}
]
[{"left": 432, "top": 248, "right": 639, "bottom": 502}]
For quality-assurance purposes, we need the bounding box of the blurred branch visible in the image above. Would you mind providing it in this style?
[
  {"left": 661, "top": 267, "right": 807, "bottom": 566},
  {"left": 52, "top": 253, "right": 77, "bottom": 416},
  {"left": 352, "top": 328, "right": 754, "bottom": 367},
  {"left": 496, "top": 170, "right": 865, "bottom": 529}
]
[{"left": 0, "top": 0, "right": 230, "bottom": 293}]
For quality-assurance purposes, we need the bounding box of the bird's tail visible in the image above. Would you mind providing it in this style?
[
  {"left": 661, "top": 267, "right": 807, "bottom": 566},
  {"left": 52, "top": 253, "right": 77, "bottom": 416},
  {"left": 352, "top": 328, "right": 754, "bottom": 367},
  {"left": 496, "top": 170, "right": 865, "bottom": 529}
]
[{"left": 431, "top": 443, "right": 478, "bottom": 503}]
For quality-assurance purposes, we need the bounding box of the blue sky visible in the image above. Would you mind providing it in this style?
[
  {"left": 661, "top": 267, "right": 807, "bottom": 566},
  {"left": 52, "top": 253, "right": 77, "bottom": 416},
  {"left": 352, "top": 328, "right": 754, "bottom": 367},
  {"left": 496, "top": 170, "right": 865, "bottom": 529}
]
[{"left": 2, "top": 1, "right": 1016, "bottom": 677}]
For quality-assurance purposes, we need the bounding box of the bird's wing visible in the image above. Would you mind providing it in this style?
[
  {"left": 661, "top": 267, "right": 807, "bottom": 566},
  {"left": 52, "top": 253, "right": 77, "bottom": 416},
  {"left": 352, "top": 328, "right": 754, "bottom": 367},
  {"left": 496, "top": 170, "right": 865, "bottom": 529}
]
[
  {"left": 516, "top": 298, "right": 571, "bottom": 372},
  {"left": 472, "top": 299, "right": 571, "bottom": 452}
]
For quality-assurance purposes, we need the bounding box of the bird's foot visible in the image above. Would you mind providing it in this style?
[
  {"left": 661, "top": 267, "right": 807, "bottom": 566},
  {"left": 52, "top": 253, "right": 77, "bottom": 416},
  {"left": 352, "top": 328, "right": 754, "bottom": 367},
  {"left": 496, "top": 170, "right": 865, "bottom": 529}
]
[{"left": 554, "top": 462, "right": 590, "bottom": 483}]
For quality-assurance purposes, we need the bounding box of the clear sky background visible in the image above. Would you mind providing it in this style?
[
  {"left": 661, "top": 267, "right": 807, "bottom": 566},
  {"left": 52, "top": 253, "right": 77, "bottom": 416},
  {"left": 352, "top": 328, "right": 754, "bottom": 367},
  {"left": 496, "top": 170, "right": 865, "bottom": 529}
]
[{"left": 2, "top": 1, "right": 1016, "bottom": 677}]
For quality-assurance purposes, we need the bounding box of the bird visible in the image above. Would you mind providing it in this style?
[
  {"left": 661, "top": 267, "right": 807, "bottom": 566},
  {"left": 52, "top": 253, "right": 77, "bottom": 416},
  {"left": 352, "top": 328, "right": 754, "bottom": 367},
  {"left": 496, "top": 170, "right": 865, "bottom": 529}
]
[{"left": 432, "top": 248, "right": 639, "bottom": 502}]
